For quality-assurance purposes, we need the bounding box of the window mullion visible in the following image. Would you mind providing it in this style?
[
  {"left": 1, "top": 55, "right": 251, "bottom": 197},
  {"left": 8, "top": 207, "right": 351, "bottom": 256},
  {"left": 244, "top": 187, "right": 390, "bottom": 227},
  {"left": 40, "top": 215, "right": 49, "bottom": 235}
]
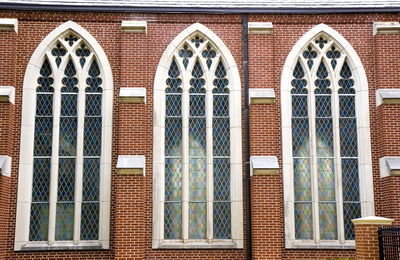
[
  {"left": 182, "top": 74, "right": 190, "bottom": 242},
  {"left": 309, "top": 75, "right": 320, "bottom": 244},
  {"left": 206, "top": 78, "right": 213, "bottom": 242},
  {"left": 48, "top": 79, "right": 61, "bottom": 244},
  {"left": 73, "top": 79, "right": 85, "bottom": 243}
]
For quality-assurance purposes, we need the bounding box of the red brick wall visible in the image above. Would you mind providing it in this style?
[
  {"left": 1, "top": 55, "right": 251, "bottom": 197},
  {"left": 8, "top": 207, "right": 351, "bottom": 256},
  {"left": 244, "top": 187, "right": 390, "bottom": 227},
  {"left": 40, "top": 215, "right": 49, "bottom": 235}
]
[{"left": 0, "top": 9, "right": 398, "bottom": 260}]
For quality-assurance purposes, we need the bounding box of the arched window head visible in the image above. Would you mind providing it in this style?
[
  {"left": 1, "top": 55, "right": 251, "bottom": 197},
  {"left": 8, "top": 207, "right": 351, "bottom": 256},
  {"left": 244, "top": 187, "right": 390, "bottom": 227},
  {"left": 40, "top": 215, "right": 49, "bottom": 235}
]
[
  {"left": 15, "top": 21, "right": 113, "bottom": 251},
  {"left": 281, "top": 24, "right": 374, "bottom": 249},
  {"left": 153, "top": 23, "right": 243, "bottom": 249}
]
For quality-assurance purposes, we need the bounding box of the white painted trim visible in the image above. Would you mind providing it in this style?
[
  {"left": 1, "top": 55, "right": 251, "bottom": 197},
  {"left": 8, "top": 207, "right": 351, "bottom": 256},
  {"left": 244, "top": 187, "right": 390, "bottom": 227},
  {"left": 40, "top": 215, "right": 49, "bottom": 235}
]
[
  {"left": 281, "top": 23, "right": 374, "bottom": 249},
  {"left": 373, "top": 22, "right": 400, "bottom": 36},
  {"left": 0, "top": 18, "right": 18, "bottom": 32},
  {"left": 249, "top": 88, "right": 275, "bottom": 104},
  {"left": 376, "top": 89, "right": 400, "bottom": 106},
  {"left": 119, "top": 87, "right": 146, "bottom": 103},
  {"left": 116, "top": 155, "right": 146, "bottom": 176},
  {"left": 152, "top": 22, "right": 243, "bottom": 249},
  {"left": 352, "top": 216, "right": 394, "bottom": 225},
  {"left": 15, "top": 20, "right": 113, "bottom": 251},
  {"left": 248, "top": 22, "right": 273, "bottom": 34},
  {"left": 0, "top": 86, "right": 15, "bottom": 104},
  {"left": 250, "top": 156, "right": 279, "bottom": 176},
  {"left": 0, "top": 155, "right": 11, "bottom": 177},
  {"left": 121, "top": 20, "right": 147, "bottom": 33}
]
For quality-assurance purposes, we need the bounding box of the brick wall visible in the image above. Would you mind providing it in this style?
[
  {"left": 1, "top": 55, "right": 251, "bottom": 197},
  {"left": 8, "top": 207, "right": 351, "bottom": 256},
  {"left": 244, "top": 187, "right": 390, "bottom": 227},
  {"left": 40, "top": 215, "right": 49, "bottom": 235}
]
[{"left": 0, "top": 9, "right": 398, "bottom": 259}]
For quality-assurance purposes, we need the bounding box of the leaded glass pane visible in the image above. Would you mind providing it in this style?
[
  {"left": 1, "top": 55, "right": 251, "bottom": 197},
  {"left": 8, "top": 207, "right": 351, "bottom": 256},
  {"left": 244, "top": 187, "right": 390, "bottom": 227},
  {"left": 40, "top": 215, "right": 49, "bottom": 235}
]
[
  {"left": 189, "top": 202, "right": 206, "bottom": 239},
  {"left": 339, "top": 118, "right": 358, "bottom": 157},
  {"left": 213, "top": 202, "right": 231, "bottom": 239},
  {"left": 84, "top": 117, "right": 102, "bottom": 156},
  {"left": 165, "top": 158, "right": 182, "bottom": 201},
  {"left": 294, "top": 202, "right": 313, "bottom": 239},
  {"left": 82, "top": 158, "right": 100, "bottom": 202},
  {"left": 32, "top": 158, "right": 51, "bottom": 202},
  {"left": 164, "top": 202, "right": 182, "bottom": 239},
  {"left": 343, "top": 202, "right": 361, "bottom": 240},
  {"left": 213, "top": 118, "right": 230, "bottom": 157},
  {"left": 213, "top": 158, "right": 230, "bottom": 201},
  {"left": 59, "top": 117, "right": 77, "bottom": 156},
  {"left": 36, "top": 94, "right": 53, "bottom": 116},
  {"left": 85, "top": 94, "right": 102, "bottom": 116},
  {"left": 318, "top": 158, "right": 335, "bottom": 201},
  {"left": 316, "top": 118, "right": 333, "bottom": 157},
  {"left": 57, "top": 158, "right": 75, "bottom": 202},
  {"left": 34, "top": 117, "right": 53, "bottom": 157},
  {"left": 190, "top": 95, "right": 205, "bottom": 117},
  {"left": 165, "top": 118, "right": 182, "bottom": 157},
  {"left": 319, "top": 202, "right": 337, "bottom": 240},
  {"left": 189, "top": 118, "right": 206, "bottom": 157},
  {"left": 166, "top": 95, "right": 182, "bottom": 117},
  {"left": 81, "top": 203, "right": 99, "bottom": 240},
  {"left": 29, "top": 203, "right": 49, "bottom": 241},
  {"left": 294, "top": 158, "right": 311, "bottom": 201},
  {"left": 342, "top": 159, "right": 360, "bottom": 202},
  {"left": 86, "top": 60, "right": 103, "bottom": 93},
  {"left": 55, "top": 203, "right": 74, "bottom": 240},
  {"left": 292, "top": 118, "right": 310, "bottom": 157},
  {"left": 189, "top": 158, "right": 206, "bottom": 202},
  {"left": 62, "top": 60, "right": 78, "bottom": 93}
]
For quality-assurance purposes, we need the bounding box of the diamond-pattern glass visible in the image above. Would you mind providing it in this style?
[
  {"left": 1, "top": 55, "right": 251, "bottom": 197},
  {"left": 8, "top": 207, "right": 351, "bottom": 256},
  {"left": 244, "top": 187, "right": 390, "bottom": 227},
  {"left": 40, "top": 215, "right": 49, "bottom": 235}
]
[
  {"left": 84, "top": 117, "right": 102, "bottom": 157},
  {"left": 319, "top": 202, "right": 338, "bottom": 240},
  {"left": 316, "top": 118, "right": 334, "bottom": 157},
  {"left": 343, "top": 202, "right": 361, "bottom": 240},
  {"left": 339, "top": 118, "right": 358, "bottom": 157},
  {"left": 55, "top": 203, "right": 74, "bottom": 240},
  {"left": 213, "top": 202, "right": 231, "bottom": 239},
  {"left": 339, "top": 96, "right": 355, "bottom": 118},
  {"left": 213, "top": 118, "right": 230, "bottom": 157},
  {"left": 82, "top": 158, "right": 100, "bottom": 202},
  {"left": 294, "top": 158, "right": 311, "bottom": 201},
  {"left": 36, "top": 94, "right": 53, "bottom": 116},
  {"left": 80, "top": 203, "right": 99, "bottom": 240},
  {"left": 292, "top": 95, "right": 308, "bottom": 117},
  {"left": 342, "top": 159, "right": 360, "bottom": 202},
  {"left": 189, "top": 118, "right": 206, "bottom": 157},
  {"left": 85, "top": 94, "right": 102, "bottom": 116},
  {"left": 294, "top": 202, "right": 313, "bottom": 239},
  {"left": 29, "top": 203, "right": 49, "bottom": 241},
  {"left": 190, "top": 94, "right": 205, "bottom": 116},
  {"left": 32, "top": 158, "right": 51, "bottom": 202},
  {"left": 61, "top": 94, "right": 77, "bottom": 116},
  {"left": 213, "top": 95, "right": 229, "bottom": 117},
  {"left": 166, "top": 95, "right": 181, "bottom": 117},
  {"left": 165, "top": 118, "right": 182, "bottom": 156},
  {"left": 315, "top": 95, "right": 332, "bottom": 117},
  {"left": 165, "top": 158, "right": 182, "bottom": 201},
  {"left": 292, "top": 118, "right": 310, "bottom": 157},
  {"left": 213, "top": 158, "right": 230, "bottom": 201},
  {"left": 59, "top": 117, "right": 77, "bottom": 156},
  {"left": 189, "top": 158, "right": 206, "bottom": 201},
  {"left": 34, "top": 117, "right": 53, "bottom": 157},
  {"left": 57, "top": 158, "right": 75, "bottom": 202},
  {"left": 318, "top": 158, "right": 335, "bottom": 201},
  {"left": 164, "top": 202, "right": 182, "bottom": 239},
  {"left": 189, "top": 202, "right": 206, "bottom": 239}
]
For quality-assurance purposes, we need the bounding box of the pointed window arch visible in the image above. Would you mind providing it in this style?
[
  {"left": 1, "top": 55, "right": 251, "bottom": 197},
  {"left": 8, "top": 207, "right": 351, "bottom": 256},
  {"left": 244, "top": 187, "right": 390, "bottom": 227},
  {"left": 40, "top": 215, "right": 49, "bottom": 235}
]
[
  {"left": 15, "top": 21, "right": 113, "bottom": 251},
  {"left": 281, "top": 24, "right": 374, "bottom": 248},
  {"left": 153, "top": 23, "right": 243, "bottom": 249}
]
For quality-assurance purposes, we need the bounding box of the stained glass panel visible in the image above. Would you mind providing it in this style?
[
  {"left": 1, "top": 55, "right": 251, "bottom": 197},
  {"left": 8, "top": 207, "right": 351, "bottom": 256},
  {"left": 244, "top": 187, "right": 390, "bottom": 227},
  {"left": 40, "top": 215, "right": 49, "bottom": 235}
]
[
  {"left": 81, "top": 203, "right": 99, "bottom": 240},
  {"left": 189, "top": 202, "right": 206, "bottom": 239},
  {"left": 295, "top": 202, "right": 313, "bottom": 239},
  {"left": 164, "top": 202, "right": 182, "bottom": 239}
]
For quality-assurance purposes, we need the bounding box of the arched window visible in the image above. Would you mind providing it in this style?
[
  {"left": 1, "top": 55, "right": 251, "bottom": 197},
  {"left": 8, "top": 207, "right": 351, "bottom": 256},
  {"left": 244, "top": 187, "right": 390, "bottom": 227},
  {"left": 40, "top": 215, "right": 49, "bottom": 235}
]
[
  {"left": 153, "top": 23, "right": 243, "bottom": 248},
  {"left": 15, "top": 21, "right": 113, "bottom": 251},
  {"left": 282, "top": 24, "right": 374, "bottom": 248}
]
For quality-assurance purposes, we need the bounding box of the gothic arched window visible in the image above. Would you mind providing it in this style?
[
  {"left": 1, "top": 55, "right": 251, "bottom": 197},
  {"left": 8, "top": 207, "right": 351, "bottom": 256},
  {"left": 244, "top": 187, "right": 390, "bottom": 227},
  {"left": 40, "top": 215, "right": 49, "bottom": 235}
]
[
  {"left": 153, "top": 23, "right": 243, "bottom": 249},
  {"left": 282, "top": 24, "right": 374, "bottom": 248},
  {"left": 15, "top": 21, "right": 113, "bottom": 251}
]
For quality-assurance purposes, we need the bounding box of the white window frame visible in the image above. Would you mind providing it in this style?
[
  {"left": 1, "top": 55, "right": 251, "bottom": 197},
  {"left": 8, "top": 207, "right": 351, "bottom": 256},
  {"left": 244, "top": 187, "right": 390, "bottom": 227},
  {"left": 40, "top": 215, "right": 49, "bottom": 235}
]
[
  {"left": 281, "top": 23, "right": 375, "bottom": 249},
  {"left": 15, "top": 21, "right": 113, "bottom": 251},
  {"left": 152, "top": 23, "right": 243, "bottom": 249}
]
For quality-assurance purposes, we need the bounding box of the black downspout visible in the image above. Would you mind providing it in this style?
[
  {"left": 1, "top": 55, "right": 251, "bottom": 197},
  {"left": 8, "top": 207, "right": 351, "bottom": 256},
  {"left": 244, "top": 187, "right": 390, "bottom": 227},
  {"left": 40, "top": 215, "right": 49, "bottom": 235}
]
[{"left": 242, "top": 14, "right": 252, "bottom": 260}]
